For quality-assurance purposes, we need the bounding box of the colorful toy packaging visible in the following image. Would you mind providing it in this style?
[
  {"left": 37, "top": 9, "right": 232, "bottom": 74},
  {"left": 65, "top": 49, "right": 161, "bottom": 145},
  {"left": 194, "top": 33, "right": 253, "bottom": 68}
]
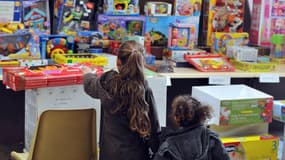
[
  {"left": 145, "top": 16, "right": 200, "bottom": 47},
  {"left": 56, "top": 0, "right": 96, "bottom": 35},
  {"left": 250, "top": 0, "right": 285, "bottom": 47},
  {"left": 97, "top": 15, "right": 145, "bottom": 41},
  {"left": 273, "top": 100, "right": 285, "bottom": 121},
  {"left": 174, "top": 0, "right": 202, "bottom": 16},
  {"left": 52, "top": 53, "right": 108, "bottom": 66},
  {"left": 144, "top": 2, "right": 172, "bottom": 16},
  {"left": 206, "top": 0, "right": 245, "bottom": 46},
  {"left": 39, "top": 35, "right": 74, "bottom": 59},
  {"left": 222, "top": 135, "right": 279, "bottom": 160},
  {"left": 0, "top": 0, "right": 22, "bottom": 22},
  {"left": 22, "top": 0, "right": 50, "bottom": 35},
  {"left": 212, "top": 32, "right": 249, "bottom": 55},
  {"left": 103, "top": 0, "right": 140, "bottom": 15},
  {"left": 168, "top": 23, "right": 196, "bottom": 50}
]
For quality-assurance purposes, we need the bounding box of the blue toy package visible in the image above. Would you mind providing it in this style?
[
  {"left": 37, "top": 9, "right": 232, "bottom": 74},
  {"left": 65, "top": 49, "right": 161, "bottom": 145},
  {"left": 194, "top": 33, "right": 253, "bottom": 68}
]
[
  {"left": 22, "top": 0, "right": 50, "bottom": 35},
  {"left": 0, "top": 0, "right": 22, "bottom": 22},
  {"left": 145, "top": 16, "right": 200, "bottom": 47},
  {"left": 56, "top": 0, "right": 96, "bottom": 35},
  {"left": 0, "top": 29, "right": 41, "bottom": 60},
  {"left": 97, "top": 15, "right": 145, "bottom": 41},
  {"left": 103, "top": 0, "right": 140, "bottom": 15},
  {"left": 39, "top": 35, "right": 74, "bottom": 59}
]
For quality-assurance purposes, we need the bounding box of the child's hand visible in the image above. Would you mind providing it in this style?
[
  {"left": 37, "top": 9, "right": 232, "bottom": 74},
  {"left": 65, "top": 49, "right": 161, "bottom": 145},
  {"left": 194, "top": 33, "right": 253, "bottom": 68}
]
[{"left": 80, "top": 66, "right": 93, "bottom": 74}]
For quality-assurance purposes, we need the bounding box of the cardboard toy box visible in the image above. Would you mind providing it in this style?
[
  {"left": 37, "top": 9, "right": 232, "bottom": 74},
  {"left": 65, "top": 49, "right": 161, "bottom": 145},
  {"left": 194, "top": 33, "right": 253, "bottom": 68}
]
[
  {"left": 273, "top": 100, "right": 285, "bottom": 122},
  {"left": 192, "top": 84, "right": 273, "bottom": 125},
  {"left": 222, "top": 135, "right": 279, "bottom": 160}
]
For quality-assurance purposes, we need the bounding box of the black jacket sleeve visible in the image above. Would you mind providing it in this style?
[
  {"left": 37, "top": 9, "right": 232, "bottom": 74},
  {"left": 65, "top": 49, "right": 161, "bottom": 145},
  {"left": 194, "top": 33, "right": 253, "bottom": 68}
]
[
  {"left": 211, "top": 137, "right": 230, "bottom": 160},
  {"left": 145, "top": 83, "right": 161, "bottom": 154}
]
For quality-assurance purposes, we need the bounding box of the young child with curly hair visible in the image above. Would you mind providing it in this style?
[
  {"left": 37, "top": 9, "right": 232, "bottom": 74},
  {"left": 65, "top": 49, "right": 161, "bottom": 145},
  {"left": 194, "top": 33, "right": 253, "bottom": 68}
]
[{"left": 154, "top": 95, "right": 230, "bottom": 160}]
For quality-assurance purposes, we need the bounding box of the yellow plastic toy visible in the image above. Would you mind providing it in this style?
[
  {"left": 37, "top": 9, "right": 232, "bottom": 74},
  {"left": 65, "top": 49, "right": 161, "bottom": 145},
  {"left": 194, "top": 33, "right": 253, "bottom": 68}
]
[{"left": 52, "top": 53, "right": 108, "bottom": 66}]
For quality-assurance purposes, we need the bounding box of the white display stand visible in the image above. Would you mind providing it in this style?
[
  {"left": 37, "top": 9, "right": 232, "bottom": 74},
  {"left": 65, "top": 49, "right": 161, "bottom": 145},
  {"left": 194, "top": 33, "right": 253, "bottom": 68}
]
[{"left": 25, "top": 77, "right": 167, "bottom": 150}]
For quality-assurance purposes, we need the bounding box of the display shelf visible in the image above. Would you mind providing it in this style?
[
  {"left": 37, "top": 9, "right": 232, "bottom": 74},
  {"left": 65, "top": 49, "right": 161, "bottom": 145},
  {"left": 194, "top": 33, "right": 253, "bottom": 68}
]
[{"left": 159, "top": 64, "right": 285, "bottom": 79}]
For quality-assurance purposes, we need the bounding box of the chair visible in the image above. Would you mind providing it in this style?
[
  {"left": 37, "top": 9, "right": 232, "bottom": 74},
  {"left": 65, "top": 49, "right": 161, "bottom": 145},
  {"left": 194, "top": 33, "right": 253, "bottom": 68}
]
[{"left": 10, "top": 109, "right": 97, "bottom": 160}]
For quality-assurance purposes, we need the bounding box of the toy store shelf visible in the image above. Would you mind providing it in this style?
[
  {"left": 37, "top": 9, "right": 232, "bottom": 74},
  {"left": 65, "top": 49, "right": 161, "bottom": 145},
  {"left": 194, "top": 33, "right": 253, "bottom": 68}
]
[{"left": 159, "top": 64, "right": 285, "bottom": 79}]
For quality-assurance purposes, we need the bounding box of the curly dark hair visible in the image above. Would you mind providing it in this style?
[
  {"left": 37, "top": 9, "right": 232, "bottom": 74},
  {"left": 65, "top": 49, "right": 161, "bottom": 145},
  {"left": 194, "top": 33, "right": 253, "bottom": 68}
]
[{"left": 171, "top": 95, "right": 213, "bottom": 127}]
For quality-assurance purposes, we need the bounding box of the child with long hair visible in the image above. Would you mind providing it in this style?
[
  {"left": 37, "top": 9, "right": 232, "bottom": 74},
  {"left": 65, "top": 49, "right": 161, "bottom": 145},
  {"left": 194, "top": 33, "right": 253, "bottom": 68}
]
[
  {"left": 154, "top": 95, "right": 229, "bottom": 160},
  {"left": 81, "top": 40, "right": 160, "bottom": 160}
]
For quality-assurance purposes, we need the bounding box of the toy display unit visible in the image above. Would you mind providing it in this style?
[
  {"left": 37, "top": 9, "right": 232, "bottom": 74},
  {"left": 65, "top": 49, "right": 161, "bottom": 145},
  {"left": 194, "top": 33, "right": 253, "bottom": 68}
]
[
  {"left": 168, "top": 23, "right": 196, "bottom": 50},
  {"left": 184, "top": 54, "right": 235, "bottom": 72},
  {"left": 145, "top": 16, "right": 200, "bottom": 47},
  {"left": 51, "top": 53, "right": 108, "bottom": 66},
  {"left": 144, "top": 2, "right": 172, "bottom": 16},
  {"left": 212, "top": 32, "right": 249, "bottom": 55},
  {"left": 103, "top": 0, "right": 140, "bottom": 15},
  {"left": 174, "top": 0, "right": 202, "bottom": 16},
  {"left": 206, "top": 0, "right": 245, "bottom": 46},
  {"left": 0, "top": 0, "right": 22, "bottom": 22},
  {"left": 192, "top": 84, "right": 273, "bottom": 125},
  {"left": 22, "top": 0, "right": 50, "bottom": 34},
  {"left": 97, "top": 15, "right": 145, "bottom": 41},
  {"left": 57, "top": 0, "right": 95, "bottom": 35},
  {"left": 39, "top": 35, "right": 74, "bottom": 59},
  {"left": 222, "top": 135, "right": 279, "bottom": 160}
]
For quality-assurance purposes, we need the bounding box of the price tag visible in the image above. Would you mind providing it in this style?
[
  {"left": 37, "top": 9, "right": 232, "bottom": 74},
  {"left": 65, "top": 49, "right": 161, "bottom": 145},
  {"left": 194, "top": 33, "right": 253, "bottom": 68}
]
[
  {"left": 259, "top": 73, "right": 280, "bottom": 83},
  {"left": 166, "top": 76, "right": 171, "bottom": 86},
  {"left": 209, "top": 76, "right": 231, "bottom": 85}
]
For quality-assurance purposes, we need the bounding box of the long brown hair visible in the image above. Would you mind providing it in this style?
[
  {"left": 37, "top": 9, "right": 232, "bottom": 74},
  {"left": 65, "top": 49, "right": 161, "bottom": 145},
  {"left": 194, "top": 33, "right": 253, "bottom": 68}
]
[
  {"left": 171, "top": 95, "right": 212, "bottom": 127},
  {"left": 111, "top": 40, "right": 151, "bottom": 137}
]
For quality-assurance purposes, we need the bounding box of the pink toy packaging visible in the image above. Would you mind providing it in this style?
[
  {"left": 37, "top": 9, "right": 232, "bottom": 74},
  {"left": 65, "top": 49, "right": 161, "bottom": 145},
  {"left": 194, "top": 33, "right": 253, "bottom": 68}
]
[
  {"left": 174, "top": 0, "right": 202, "bottom": 16},
  {"left": 250, "top": 0, "right": 285, "bottom": 46},
  {"left": 97, "top": 15, "right": 145, "bottom": 41},
  {"left": 22, "top": 0, "right": 50, "bottom": 35},
  {"left": 103, "top": 0, "right": 140, "bottom": 15},
  {"left": 168, "top": 23, "right": 196, "bottom": 50}
]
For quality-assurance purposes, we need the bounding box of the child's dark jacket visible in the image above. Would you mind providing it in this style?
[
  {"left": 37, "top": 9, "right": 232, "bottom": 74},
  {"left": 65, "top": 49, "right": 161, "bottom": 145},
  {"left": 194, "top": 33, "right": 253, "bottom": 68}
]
[
  {"left": 83, "top": 70, "right": 160, "bottom": 160},
  {"left": 154, "top": 124, "right": 230, "bottom": 160}
]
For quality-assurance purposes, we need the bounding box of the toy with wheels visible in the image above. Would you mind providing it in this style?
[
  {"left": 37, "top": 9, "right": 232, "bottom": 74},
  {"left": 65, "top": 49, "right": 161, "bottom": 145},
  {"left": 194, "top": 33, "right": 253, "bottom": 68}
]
[{"left": 47, "top": 38, "right": 68, "bottom": 58}]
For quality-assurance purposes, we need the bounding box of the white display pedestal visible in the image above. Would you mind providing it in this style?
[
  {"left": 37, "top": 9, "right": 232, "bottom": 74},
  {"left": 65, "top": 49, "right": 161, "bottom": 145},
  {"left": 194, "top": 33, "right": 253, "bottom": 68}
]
[{"left": 25, "top": 77, "right": 167, "bottom": 150}]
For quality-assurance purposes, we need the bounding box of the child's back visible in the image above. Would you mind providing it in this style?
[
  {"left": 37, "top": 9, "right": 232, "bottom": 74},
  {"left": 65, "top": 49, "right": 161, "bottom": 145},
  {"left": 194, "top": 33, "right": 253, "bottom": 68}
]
[{"left": 154, "top": 95, "right": 230, "bottom": 160}]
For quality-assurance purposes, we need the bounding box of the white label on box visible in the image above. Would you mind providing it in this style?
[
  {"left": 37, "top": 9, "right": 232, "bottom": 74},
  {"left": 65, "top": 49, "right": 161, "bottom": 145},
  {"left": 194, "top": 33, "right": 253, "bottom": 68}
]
[
  {"left": 259, "top": 74, "right": 280, "bottom": 83},
  {"left": 209, "top": 76, "right": 231, "bottom": 85}
]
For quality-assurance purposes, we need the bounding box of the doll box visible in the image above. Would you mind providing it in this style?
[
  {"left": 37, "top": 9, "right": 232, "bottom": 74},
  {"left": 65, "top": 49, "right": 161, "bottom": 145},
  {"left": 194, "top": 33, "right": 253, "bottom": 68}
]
[
  {"left": 103, "top": 0, "right": 140, "bottom": 15},
  {"left": 273, "top": 100, "right": 285, "bottom": 122},
  {"left": 174, "top": 0, "right": 202, "bottom": 16},
  {"left": 222, "top": 135, "right": 279, "bottom": 160},
  {"left": 192, "top": 84, "right": 273, "bottom": 125}
]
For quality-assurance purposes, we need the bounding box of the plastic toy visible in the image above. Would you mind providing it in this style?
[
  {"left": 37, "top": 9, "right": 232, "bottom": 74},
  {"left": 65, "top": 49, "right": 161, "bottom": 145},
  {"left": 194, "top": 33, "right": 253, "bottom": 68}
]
[
  {"left": 206, "top": 0, "right": 245, "bottom": 45},
  {"left": 184, "top": 54, "right": 235, "bottom": 72},
  {"left": 226, "top": 46, "right": 258, "bottom": 62},
  {"left": 57, "top": 0, "right": 95, "bottom": 35},
  {"left": 168, "top": 23, "right": 196, "bottom": 50},
  {"left": 213, "top": 32, "right": 249, "bottom": 55},
  {"left": 0, "top": 0, "right": 22, "bottom": 22},
  {"left": 97, "top": 15, "right": 145, "bottom": 41},
  {"left": 75, "top": 31, "right": 109, "bottom": 52},
  {"left": 174, "top": 0, "right": 202, "bottom": 16},
  {"left": 52, "top": 53, "right": 108, "bottom": 66},
  {"left": 103, "top": 0, "right": 140, "bottom": 15},
  {"left": 271, "top": 34, "right": 285, "bottom": 58},
  {"left": 22, "top": 0, "right": 50, "bottom": 34},
  {"left": 230, "top": 59, "right": 276, "bottom": 72},
  {"left": 144, "top": 2, "right": 172, "bottom": 16},
  {"left": 39, "top": 35, "right": 74, "bottom": 59}
]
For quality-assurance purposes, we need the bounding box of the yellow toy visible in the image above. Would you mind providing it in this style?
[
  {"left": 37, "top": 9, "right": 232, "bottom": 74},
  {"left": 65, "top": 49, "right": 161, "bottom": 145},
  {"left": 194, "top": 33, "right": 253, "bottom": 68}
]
[{"left": 52, "top": 53, "right": 108, "bottom": 66}]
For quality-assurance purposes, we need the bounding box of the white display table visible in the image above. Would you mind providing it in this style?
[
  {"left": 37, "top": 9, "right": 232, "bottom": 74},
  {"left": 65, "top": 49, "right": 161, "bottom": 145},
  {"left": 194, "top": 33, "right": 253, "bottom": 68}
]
[{"left": 24, "top": 77, "right": 167, "bottom": 150}]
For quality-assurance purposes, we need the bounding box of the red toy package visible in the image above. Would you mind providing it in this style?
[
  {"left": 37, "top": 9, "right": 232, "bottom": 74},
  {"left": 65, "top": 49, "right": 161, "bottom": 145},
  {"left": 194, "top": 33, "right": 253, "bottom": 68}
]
[{"left": 184, "top": 54, "right": 235, "bottom": 72}]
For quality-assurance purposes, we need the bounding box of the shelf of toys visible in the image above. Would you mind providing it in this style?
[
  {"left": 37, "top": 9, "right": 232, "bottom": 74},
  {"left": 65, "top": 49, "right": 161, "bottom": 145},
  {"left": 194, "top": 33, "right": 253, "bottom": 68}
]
[{"left": 0, "top": 0, "right": 285, "bottom": 159}]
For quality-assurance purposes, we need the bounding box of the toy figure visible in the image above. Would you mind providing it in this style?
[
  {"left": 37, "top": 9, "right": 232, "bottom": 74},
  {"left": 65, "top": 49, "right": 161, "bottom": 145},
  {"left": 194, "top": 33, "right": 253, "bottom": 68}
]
[
  {"left": 193, "top": 2, "right": 201, "bottom": 16},
  {"left": 64, "top": 5, "right": 84, "bottom": 30}
]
